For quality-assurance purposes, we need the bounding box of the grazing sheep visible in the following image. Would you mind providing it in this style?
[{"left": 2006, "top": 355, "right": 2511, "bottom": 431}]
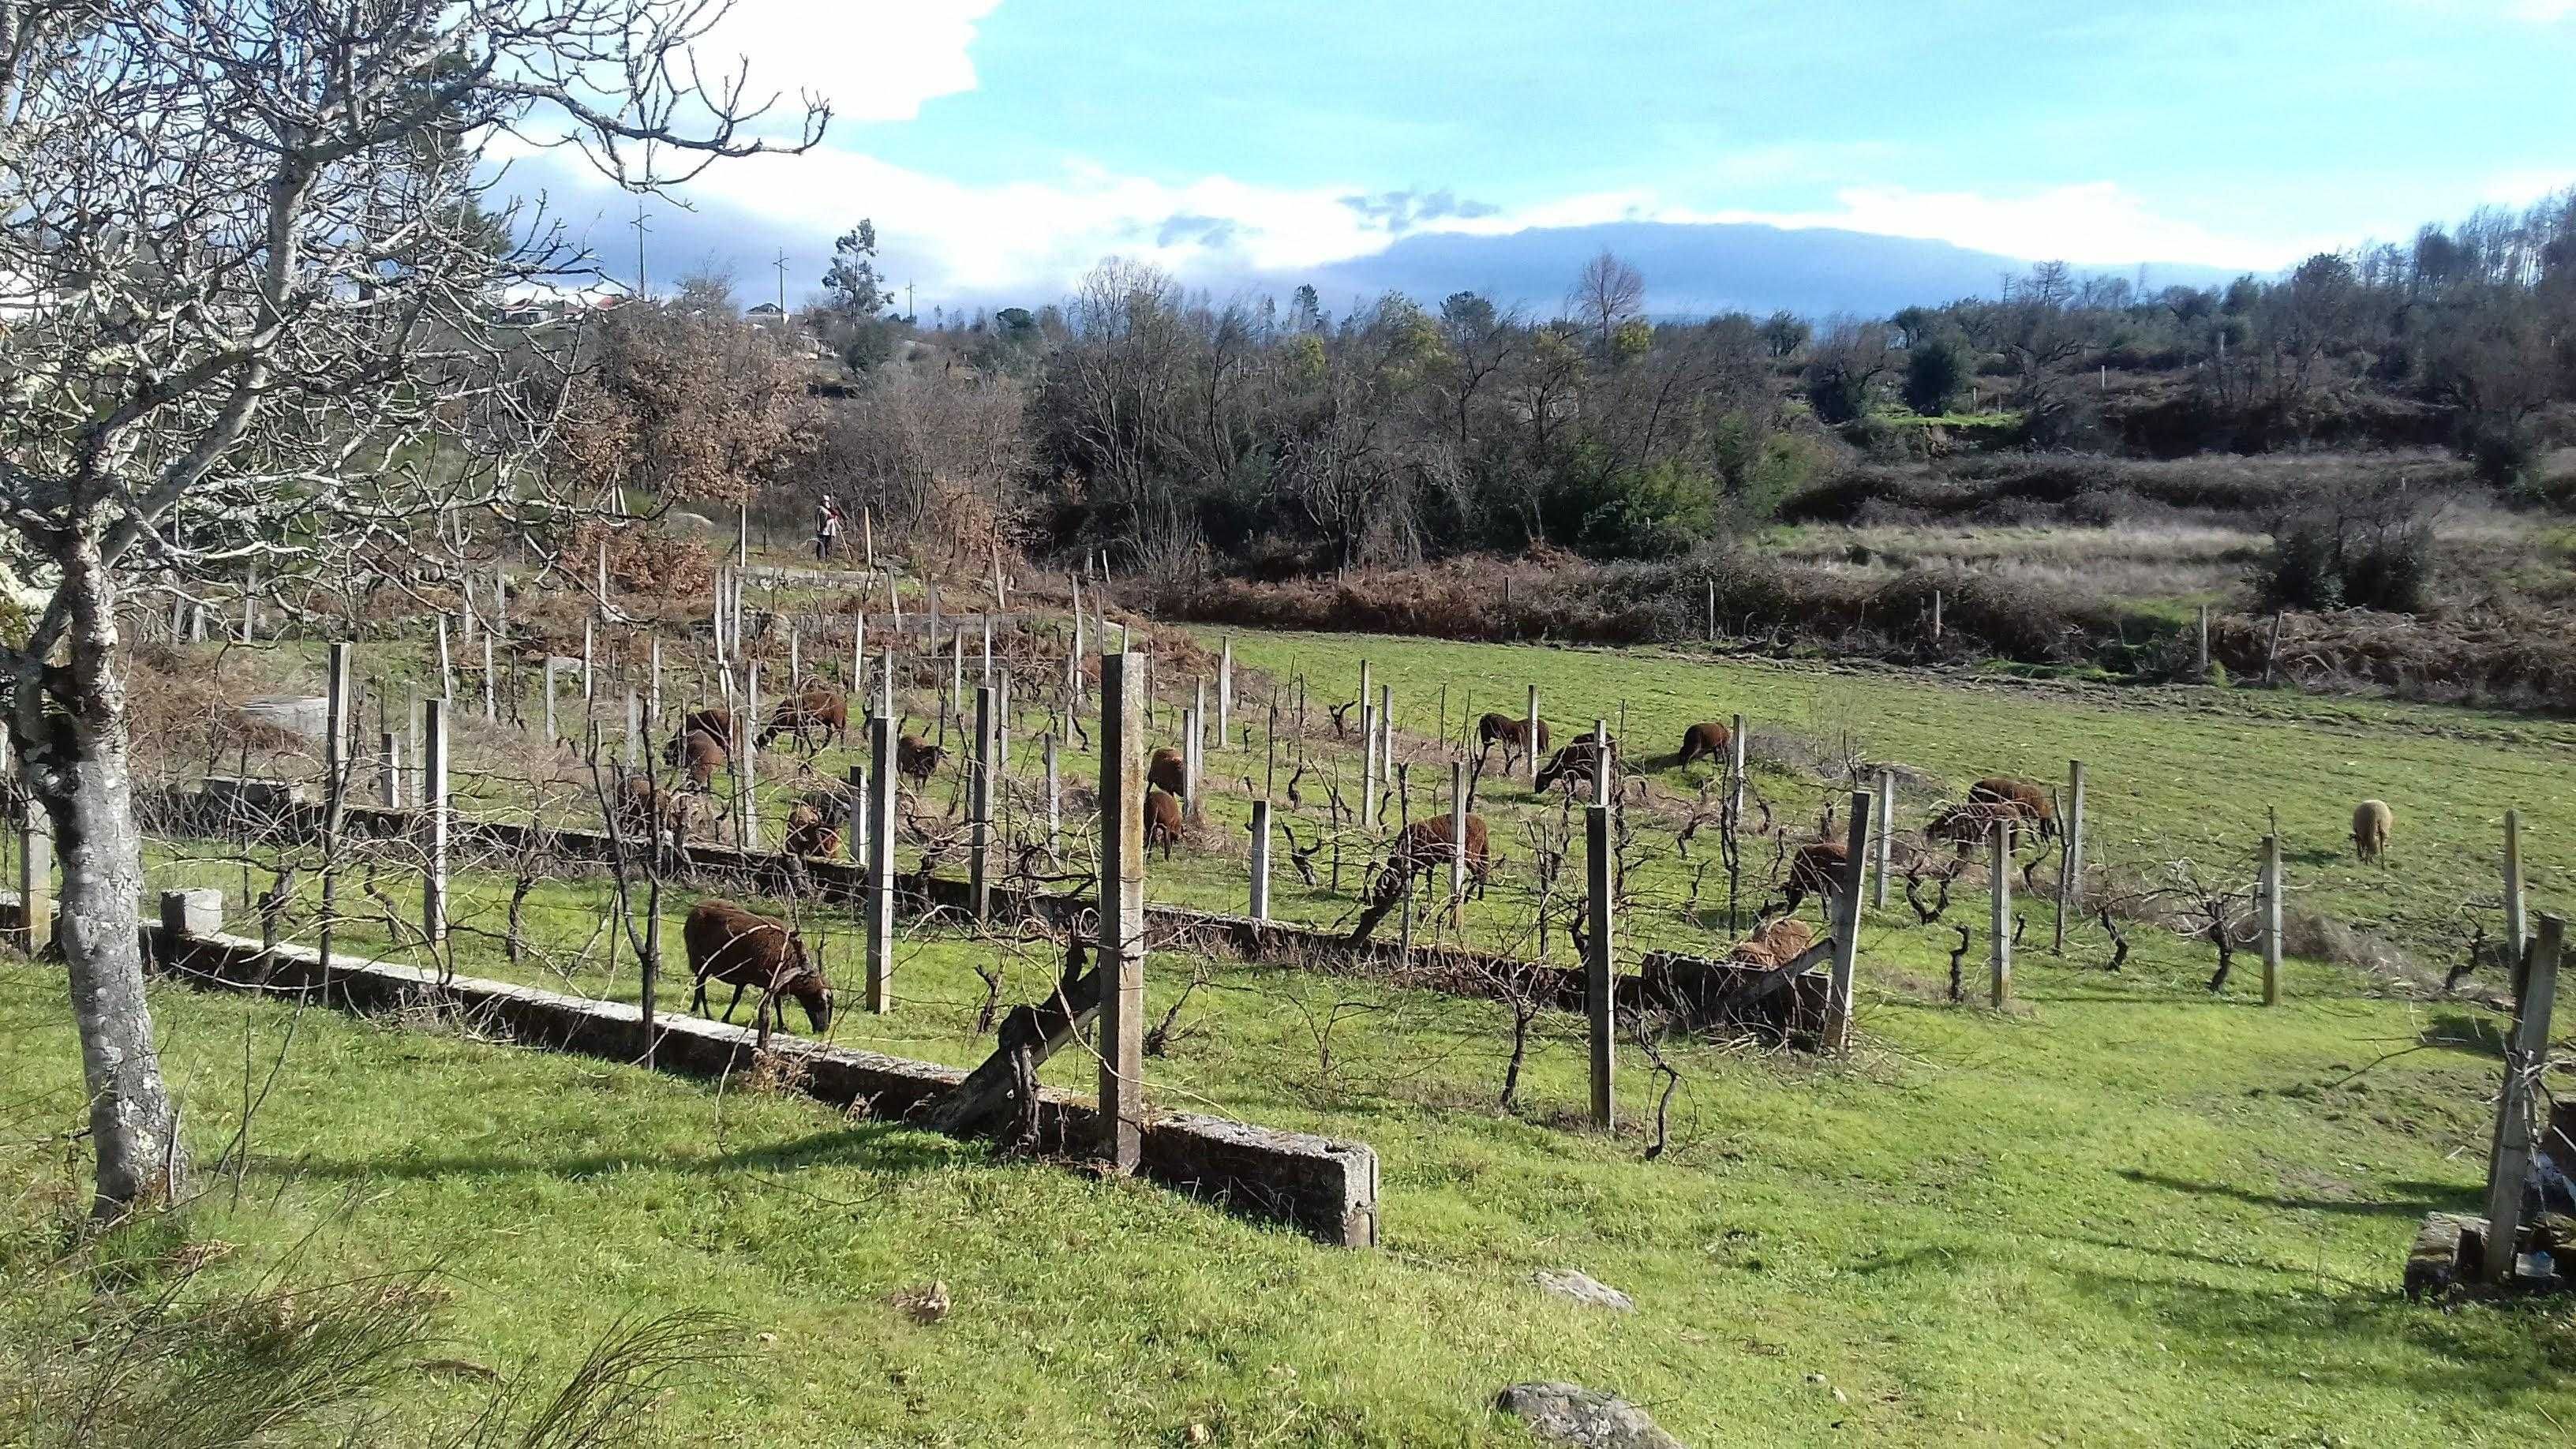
[
  {"left": 1967, "top": 776, "right": 2057, "bottom": 842},
  {"left": 895, "top": 734, "right": 944, "bottom": 788},
  {"left": 1926, "top": 800, "right": 2028, "bottom": 856},
  {"left": 1676, "top": 721, "right": 1733, "bottom": 768},
  {"left": 1142, "top": 787, "right": 1184, "bottom": 859},
  {"left": 1534, "top": 736, "right": 1619, "bottom": 795},
  {"left": 2352, "top": 799, "right": 2393, "bottom": 863},
  {"left": 782, "top": 801, "right": 839, "bottom": 858},
  {"left": 757, "top": 687, "right": 848, "bottom": 754},
  {"left": 1730, "top": 916, "right": 1816, "bottom": 968},
  {"left": 1476, "top": 713, "right": 1550, "bottom": 766},
  {"left": 674, "top": 732, "right": 727, "bottom": 790},
  {"left": 683, "top": 900, "right": 831, "bottom": 1035},
  {"left": 611, "top": 776, "right": 710, "bottom": 844},
  {"left": 1148, "top": 747, "right": 1186, "bottom": 797},
  {"left": 1381, "top": 814, "right": 1493, "bottom": 900},
  {"left": 1778, "top": 841, "right": 1852, "bottom": 919}
]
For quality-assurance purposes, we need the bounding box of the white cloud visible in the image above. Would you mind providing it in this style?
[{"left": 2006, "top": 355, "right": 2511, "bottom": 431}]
[
  {"left": 696, "top": 0, "right": 999, "bottom": 124},
  {"left": 1697, "top": 184, "right": 2317, "bottom": 270},
  {"left": 2510, "top": 1, "right": 2574, "bottom": 20}
]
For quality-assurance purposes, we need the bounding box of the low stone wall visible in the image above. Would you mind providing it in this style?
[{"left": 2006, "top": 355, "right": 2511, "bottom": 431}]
[{"left": 144, "top": 898, "right": 1380, "bottom": 1247}]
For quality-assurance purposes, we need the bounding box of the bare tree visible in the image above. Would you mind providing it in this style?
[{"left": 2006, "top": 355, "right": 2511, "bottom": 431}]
[
  {"left": 0, "top": 0, "right": 823, "bottom": 1217},
  {"left": 1569, "top": 249, "right": 1646, "bottom": 356}
]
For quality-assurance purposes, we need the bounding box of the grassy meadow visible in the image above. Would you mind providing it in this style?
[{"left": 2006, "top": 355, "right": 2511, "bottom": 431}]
[{"left": 9, "top": 620, "right": 2571, "bottom": 1444}]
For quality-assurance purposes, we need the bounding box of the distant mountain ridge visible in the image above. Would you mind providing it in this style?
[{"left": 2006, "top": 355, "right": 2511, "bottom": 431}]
[{"left": 1263, "top": 219, "right": 2249, "bottom": 320}]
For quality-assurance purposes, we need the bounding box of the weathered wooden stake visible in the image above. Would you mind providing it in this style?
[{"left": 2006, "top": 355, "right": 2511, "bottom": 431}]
[
  {"left": 422, "top": 699, "right": 449, "bottom": 942},
  {"left": 2503, "top": 809, "right": 2528, "bottom": 992},
  {"left": 435, "top": 615, "right": 454, "bottom": 701},
  {"left": 1099, "top": 650, "right": 1147, "bottom": 1173},
  {"left": 481, "top": 632, "right": 496, "bottom": 723},
  {"left": 1360, "top": 698, "right": 1380, "bottom": 828},
  {"left": 1249, "top": 797, "right": 1273, "bottom": 922},
  {"left": 1526, "top": 683, "right": 1541, "bottom": 787},
  {"left": 739, "top": 663, "right": 761, "bottom": 849},
  {"left": 1181, "top": 706, "right": 1202, "bottom": 823},
  {"left": 1829, "top": 791, "right": 1871, "bottom": 1051},
  {"left": 1586, "top": 794, "right": 1615, "bottom": 1130},
  {"left": 378, "top": 733, "right": 402, "bottom": 808},
  {"left": 624, "top": 690, "right": 642, "bottom": 767},
  {"left": 1219, "top": 638, "right": 1233, "bottom": 742},
  {"left": 2484, "top": 914, "right": 2565, "bottom": 1286},
  {"left": 1728, "top": 712, "right": 1748, "bottom": 826},
  {"left": 542, "top": 657, "right": 559, "bottom": 740},
  {"left": 865, "top": 703, "right": 897, "bottom": 1014}
]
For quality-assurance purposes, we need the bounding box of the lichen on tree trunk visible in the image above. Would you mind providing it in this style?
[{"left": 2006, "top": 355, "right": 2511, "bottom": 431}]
[{"left": 13, "top": 540, "right": 186, "bottom": 1215}]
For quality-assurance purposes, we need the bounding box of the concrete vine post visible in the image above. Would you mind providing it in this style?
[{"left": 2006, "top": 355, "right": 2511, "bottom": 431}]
[
  {"left": 1249, "top": 797, "right": 1273, "bottom": 922},
  {"left": 2503, "top": 810, "right": 2528, "bottom": 994},
  {"left": 1099, "top": 650, "right": 1148, "bottom": 1173},
  {"left": 422, "top": 699, "right": 450, "bottom": 944},
  {"left": 1526, "top": 683, "right": 1541, "bottom": 787},
  {"left": 1990, "top": 818, "right": 2015, "bottom": 1008},
  {"left": 2054, "top": 760, "right": 2087, "bottom": 955},
  {"left": 1043, "top": 732, "right": 1061, "bottom": 866},
  {"left": 1448, "top": 759, "right": 1469, "bottom": 930},
  {"left": 969, "top": 684, "right": 994, "bottom": 923},
  {"left": 1586, "top": 787, "right": 1615, "bottom": 1131},
  {"left": 1872, "top": 769, "right": 1895, "bottom": 909},
  {"left": 316, "top": 643, "right": 351, "bottom": 983},
  {"left": 2260, "top": 833, "right": 2284, "bottom": 1006}
]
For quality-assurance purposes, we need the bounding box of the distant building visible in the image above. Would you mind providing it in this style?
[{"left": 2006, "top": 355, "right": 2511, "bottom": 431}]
[{"left": 747, "top": 301, "right": 788, "bottom": 327}]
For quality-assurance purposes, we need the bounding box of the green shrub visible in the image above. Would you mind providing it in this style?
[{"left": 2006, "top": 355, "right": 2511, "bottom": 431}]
[{"left": 1902, "top": 335, "right": 1971, "bottom": 416}]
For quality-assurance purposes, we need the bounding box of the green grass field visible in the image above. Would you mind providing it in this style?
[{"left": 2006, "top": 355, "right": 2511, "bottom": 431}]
[{"left": 12, "top": 624, "right": 2570, "bottom": 1444}]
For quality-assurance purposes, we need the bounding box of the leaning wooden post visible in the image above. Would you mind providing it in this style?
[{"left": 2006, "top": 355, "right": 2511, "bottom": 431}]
[
  {"left": 2503, "top": 810, "right": 2528, "bottom": 994},
  {"left": 1727, "top": 712, "right": 1748, "bottom": 826},
  {"left": 1990, "top": 818, "right": 2015, "bottom": 1009},
  {"left": 1525, "top": 683, "right": 1541, "bottom": 786},
  {"left": 1249, "top": 796, "right": 1273, "bottom": 922},
  {"left": 2260, "top": 832, "right": 2284, "bottom": 1006},
  {"left": 1829, "top": 791, "right": 1871, "bottom": 1051},
  {"left": 968, "top": 684, "right": 994, "bottom": 923},
  {"left": 421, "top": 698, "right": 450, "bottom": 942},
  {"left": 2484, "top": 913, "right": 2564, "bottom": 1286},
  {"left": 1871, "top": 769, "right": 1895, "bottom": 909},
  {"left": 2054, "top": 760, "right": 2087, "bottom": 955},
  {"left": 1585, "top": 783, "right": 1616, "bottom": 1130},
  {"left": 865, "top": 678, "right": 897, "bottom": 1014},
  {"left": 1448, "top": 759, "right": 1469, "bottom": 930},
  {"left": 1098, "top": 650, "right": 1148, "bottom": 1174}
]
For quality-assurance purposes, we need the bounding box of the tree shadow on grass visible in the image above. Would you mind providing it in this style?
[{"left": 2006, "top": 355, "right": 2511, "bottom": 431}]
[
  {"left": 2114, "top": 1167, "right": 2481, "bottom": 1220},
  {"left": 2417, "top": 1011, "right": 2507, "bottom": 1059},
  {"left": 249, "top": 1122, "right": 964, "bottom": 1187},
  {"left": 2057, "top": 1267, "right": 2576, "bottom": 1397}
]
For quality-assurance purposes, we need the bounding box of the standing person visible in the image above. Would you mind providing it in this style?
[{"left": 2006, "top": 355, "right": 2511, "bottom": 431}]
[{"left": 816, "top": 496, "right": 843, "bottom": 563}]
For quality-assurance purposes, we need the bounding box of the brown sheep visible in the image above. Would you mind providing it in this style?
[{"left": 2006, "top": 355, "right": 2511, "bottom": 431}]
[
  {"left": 1148, "top": 746, "right": 1186, "bottom": 797},
  {"left": 1676, "top": 721, "right": 1733, "bottom": 768},
  {"left": 683, "top": 900, "right": 831, "bottom": 1035},
  {"left": 1926, "top": 800, "right": 2027, "bottom": 856},
  {"left": 1379, "top": 814, "right": 1492, "bottom": 900},
  {"left": 783, "top": 801, "right": 840, "bottom": 858},
  {"left": 1967, "top": 777, "right": 2057, "bottom": 842},
  {"left": 758, "top": 687, "right": 848, "bottom": 754},
  {"left": 1730, "top": 916, "right": 1816, "bottom": 968},
  {"left": 896, "top": 733, "right": 944, "bottom": 788},
  {"left": 1476, "top": 713, "right": 1550, "bottom": 765},
  {"left": 1778, "top": 841, "right": 1852, "bottom": 918},
  {"left": 675, "top": 732, "right": 727, "bottom": 790},
  {"left": 1533, "top": 736, "right": 1619, "bottom": 795},
  {"left": 612, "top": 776, "right": 711, "bottom": 844},
  {"left": 665, "top": 706, "right": 740, "bottom": 762},
  {"left": 2352, "top": 799, "right": 2393, "bottom": 864},
  {"left": 1142, "top": 787, "right": 1184, "bottom": 859}
]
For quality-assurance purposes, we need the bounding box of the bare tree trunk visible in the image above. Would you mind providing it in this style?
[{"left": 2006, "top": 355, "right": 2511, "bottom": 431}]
[{"left": 15, "top": 545, "right": 185, "bottom": 1215}]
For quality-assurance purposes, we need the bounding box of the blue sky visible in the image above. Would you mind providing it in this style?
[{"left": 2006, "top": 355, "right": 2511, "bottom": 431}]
[{"left": 512, "top": 0, "right": 2576, "bottom": 313}]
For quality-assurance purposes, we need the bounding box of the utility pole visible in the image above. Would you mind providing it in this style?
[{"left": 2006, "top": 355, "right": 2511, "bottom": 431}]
[
  {"left": 904, "top": 280, "right": 915, "bottom": 323},
  {"left": 773, "top": 248, "right": 788, "bottom": 316},
  {"left": 631, "top": 199, "right": 650, "bottom": 300}
]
